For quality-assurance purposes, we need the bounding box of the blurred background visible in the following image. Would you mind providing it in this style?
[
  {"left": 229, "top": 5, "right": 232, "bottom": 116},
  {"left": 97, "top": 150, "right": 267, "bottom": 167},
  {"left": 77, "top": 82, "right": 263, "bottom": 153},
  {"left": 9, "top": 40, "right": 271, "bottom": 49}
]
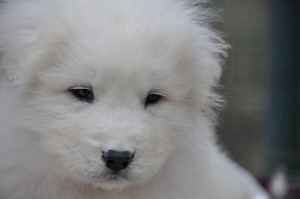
[{"left": 212, "top": 0, "right": 300, "bottom": 198}]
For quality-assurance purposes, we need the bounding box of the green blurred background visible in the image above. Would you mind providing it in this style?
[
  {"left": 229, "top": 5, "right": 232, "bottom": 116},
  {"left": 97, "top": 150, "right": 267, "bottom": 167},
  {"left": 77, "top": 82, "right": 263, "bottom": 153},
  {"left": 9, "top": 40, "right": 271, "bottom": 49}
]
[{"left": 213, "top": 0, "right": 300, "bottom": 183}]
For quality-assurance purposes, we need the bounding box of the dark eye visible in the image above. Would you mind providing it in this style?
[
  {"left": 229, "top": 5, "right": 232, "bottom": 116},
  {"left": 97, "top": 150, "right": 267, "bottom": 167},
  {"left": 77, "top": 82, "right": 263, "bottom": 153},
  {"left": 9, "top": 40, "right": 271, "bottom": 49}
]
[
  {"left": 69, "top": 86, "right": 94, "bottom": 103},
  {"left": 144, "top": 93, "right": 163, "bottom": 108}
]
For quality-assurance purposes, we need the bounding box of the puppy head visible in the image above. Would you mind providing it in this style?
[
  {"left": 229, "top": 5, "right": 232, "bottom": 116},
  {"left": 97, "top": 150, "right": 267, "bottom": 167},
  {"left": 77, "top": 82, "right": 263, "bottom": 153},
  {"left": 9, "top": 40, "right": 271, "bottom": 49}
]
[{"left": 0, "top": 0, "right": 227, "bottom": 190}]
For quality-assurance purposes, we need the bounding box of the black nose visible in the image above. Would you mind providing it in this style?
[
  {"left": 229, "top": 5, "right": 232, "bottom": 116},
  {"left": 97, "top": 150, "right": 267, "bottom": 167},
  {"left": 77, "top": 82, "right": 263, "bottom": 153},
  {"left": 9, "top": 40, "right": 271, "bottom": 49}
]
[{"left": 102, "top": 150, "right": 134, "bottom": 171}]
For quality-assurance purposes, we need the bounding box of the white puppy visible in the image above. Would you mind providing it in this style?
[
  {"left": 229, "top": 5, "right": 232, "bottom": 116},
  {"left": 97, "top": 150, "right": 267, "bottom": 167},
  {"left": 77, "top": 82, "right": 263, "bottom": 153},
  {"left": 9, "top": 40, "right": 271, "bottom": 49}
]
[{"left": 0, "top": 0, "right": 269, "bottom": 198}]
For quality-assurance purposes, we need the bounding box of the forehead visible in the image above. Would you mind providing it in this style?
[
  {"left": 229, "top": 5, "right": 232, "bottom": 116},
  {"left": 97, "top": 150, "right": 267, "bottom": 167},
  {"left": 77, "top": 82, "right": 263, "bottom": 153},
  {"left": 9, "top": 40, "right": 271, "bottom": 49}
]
[
  {"left": 36, "top": 30, "right": 196, "bottom": 104},
  {"left": 47, "top": 26, "right": 193, "bottom": 88},
  {"left": 23, "top": 0, "right": 201, "bottom": 89}
]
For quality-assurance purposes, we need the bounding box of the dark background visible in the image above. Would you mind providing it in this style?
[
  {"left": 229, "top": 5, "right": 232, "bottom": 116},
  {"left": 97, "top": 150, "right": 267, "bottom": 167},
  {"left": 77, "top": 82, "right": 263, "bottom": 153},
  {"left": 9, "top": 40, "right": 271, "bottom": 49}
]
[{"left": 213, "top": 0, "right": 300, "bottom": 197}]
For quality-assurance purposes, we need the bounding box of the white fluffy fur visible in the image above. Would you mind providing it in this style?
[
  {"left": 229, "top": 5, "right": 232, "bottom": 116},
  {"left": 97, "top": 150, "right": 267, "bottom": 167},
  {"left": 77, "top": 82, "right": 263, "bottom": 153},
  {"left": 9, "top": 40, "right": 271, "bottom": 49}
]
[{"left": 0, "top": 0, "right": 269, "bottom": 198}]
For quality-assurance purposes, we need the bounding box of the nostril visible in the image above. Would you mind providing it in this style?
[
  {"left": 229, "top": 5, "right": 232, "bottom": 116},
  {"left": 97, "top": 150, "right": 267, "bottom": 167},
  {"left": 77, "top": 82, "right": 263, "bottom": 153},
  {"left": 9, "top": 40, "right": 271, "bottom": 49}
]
[
  {"left": 122, "top": 161, "right": 130, "bottom": 168},
  {"left": 102, "top": 150, "right": 134, "bottom": 171},
  {"left": 107, "top": 160, "right": 116, "bottom": 168}
]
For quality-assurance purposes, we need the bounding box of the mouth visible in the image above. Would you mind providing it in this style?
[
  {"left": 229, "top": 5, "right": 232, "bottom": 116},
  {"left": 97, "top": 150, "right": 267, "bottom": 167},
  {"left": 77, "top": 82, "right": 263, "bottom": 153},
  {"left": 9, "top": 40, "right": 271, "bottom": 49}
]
[
  {"left": 88, "top": 169, "right": 134, "bottom": 190},
  {"left": 92, "top": 169, "right": 131, "bottom": 182},
  {"left": 106, "top": 174, "right": 125, "bottom": 181}
]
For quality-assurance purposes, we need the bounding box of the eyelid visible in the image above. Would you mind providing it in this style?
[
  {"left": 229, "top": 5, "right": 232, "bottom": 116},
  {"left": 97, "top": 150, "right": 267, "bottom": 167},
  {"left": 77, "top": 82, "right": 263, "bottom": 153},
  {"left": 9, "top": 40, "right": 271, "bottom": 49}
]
[
  {"left": 70, "top": 86, "right": 92, "bottom": 91},
  {"left": 147, "top": 91, "right": 166, "bottom": 97}
]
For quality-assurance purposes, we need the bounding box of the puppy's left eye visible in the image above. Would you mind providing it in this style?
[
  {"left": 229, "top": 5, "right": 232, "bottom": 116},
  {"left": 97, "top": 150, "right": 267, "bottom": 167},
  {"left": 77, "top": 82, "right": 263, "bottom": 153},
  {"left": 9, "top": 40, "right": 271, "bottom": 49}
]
[
  {"left": 144, "top": 93, "right": 163, "bottom": 108},
  {"left": 69, "top": 86, "right": 94, "bottom": 103}
]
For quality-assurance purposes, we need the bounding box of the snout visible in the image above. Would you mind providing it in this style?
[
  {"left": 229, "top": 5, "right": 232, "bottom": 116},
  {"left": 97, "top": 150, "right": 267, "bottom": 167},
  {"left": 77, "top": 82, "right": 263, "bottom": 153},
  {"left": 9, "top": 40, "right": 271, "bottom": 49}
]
[{"left": 102, "top": 150, "right": 135, "bottom": 171}]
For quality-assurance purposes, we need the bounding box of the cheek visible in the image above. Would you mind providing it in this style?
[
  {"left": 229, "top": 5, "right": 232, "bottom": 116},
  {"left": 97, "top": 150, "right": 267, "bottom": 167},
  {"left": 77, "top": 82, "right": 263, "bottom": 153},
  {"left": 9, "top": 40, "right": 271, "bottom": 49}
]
[
  {"left": 20, "top": 94, "right": 94, "bottom": 157},
  {"left": 133, "top": 121, "right": 175, "bottom": 165},
  {"left": 146, "top": 125, "right": 173, "bottom": 155},
  {"left": 31, "top": 114, "right": 105, "bottom": 178}
]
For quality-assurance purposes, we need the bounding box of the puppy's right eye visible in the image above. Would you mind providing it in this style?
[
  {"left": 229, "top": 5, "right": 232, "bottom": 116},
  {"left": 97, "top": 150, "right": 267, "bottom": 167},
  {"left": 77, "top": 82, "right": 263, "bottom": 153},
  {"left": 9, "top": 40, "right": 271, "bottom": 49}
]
[{"left": 69, "top": 86, "right": 94, "bottom": 103}]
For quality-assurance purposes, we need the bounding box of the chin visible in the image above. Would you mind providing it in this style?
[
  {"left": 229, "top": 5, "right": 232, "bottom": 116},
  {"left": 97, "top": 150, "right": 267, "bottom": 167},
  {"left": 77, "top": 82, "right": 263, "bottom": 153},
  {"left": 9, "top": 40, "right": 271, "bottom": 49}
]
[
  {"left": 92, "top": 177, "right": 134, "bottom": 191},
  {"left": 0, "top": 0, "right": 269, "bottom": 199}
]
